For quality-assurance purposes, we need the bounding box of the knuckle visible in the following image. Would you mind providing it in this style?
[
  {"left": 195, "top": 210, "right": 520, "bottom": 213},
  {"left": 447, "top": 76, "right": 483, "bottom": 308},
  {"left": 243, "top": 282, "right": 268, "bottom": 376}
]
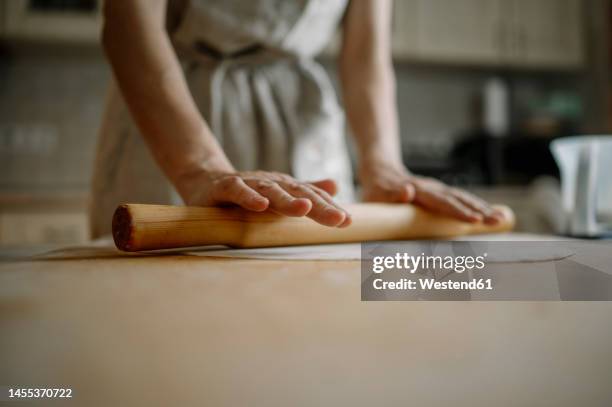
[
  {"left": 285, "top": 182, "right": 305, "bottom": 193},
  {"left": 309, "top": 185, "right": 328, "bottom": 197},
  {"left": 416, "top": 176, "right": 434, "bottom": 184},
  {"left": 265, "top": 172, "right": 287, "bottom": 183},
  {"left": 276, "top": 172, "right": 293, "bottom": 181},
  {"left": 309, "top": 199, "right": 328, "bottom": 210},
  {"left": 378, "top": 183, "right": 395, "bottom": 193},
  {"left": 317, "top": 190, "right": 333, "bottom": 202},
  {"left": 372, "top": 184, "right": 395, "bottom": 196},
  {"left": 219, "top": 175, "right": 241, "bottom": 190},
  {"left": 447, "top": 196, "right": 463, "bottom": 206},
  {"left": 254, "top": 180, "right": 275, "bottom": 191},
  {"left": 438, "top": 195, "right": 456, "bottom": 207}
]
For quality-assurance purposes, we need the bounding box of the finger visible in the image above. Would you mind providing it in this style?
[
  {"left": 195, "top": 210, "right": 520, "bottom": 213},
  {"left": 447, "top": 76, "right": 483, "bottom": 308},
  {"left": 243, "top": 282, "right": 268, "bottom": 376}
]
[
  {"left": 415, "top": 189, "right": 482, "bottom": 223},
  {"left": 401, "top": 183, "right": 416, "bottom": 203},
  {"left": 246, "top": 179, "right": 312, "bottom": 217},
  {"left": 309, "top": 185, "right": 352, "bottom": 228},
  {"left": 308, "top": 178, "right": 338, "bottom": 196},
  {"left": 281, "top": 182, "right": 347, "bottom": 227},
  {"left": 450, "top": 189, "right": 491, "bottom": 213},
  {"left": 450, "top": 189, "right": 498, "bottom": 224},
  {"left": 489, "top": 207, "right": 508, "bottom": 223},
  {"left": 211, "top": 176, "right": 269, "bottom": 212},
  {"left": 435, "top": 194, "right": 483, "bottom": 223},
  {"left": 364, "top": 183, "right": 414, "bottom": 203}
]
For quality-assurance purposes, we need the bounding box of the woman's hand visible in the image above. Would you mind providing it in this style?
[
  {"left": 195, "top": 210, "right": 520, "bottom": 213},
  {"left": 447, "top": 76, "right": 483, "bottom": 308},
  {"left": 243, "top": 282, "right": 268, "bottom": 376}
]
[
  {"left": 175, "top": 170, "right": 352, "bottom": 228},
  {"left": 359, "top": 161, "right": 505, "bottom": 224}
]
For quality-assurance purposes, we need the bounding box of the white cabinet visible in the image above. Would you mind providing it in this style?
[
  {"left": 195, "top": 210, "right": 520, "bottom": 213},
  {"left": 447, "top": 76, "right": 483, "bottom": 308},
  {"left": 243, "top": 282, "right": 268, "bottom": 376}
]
[
  {"left": 391, "top": 0, "right": 419, "bottom": 59},
  {"left": 0, "top": 191, "right": 90, "bottom": 245},
  {"left": 512, "top": 0, "right": 583, "bottom": 68},
  {"left": 1, "top": 0, "right": 101, "bottom": 44},
  {"left": 392, "top": 0, "right": 583, "bottom": 69},
  {"left": 0, "top": 211, "right": 89, "bottom": 245},
  {"left": 404, "top": 0, "right": 504, "bottom": 65}
]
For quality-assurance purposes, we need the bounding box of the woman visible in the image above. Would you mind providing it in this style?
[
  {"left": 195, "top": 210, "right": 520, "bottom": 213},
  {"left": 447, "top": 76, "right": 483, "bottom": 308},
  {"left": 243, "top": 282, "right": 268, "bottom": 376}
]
[{"left": 91, "top": 0, "right": 503, "bottom": 238}]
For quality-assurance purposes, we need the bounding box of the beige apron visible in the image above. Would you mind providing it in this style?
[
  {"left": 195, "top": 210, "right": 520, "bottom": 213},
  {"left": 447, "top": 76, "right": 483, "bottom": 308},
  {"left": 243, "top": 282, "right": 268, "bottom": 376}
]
[{"left": 90, "top": 0, "right": 354, "bottom": 238}]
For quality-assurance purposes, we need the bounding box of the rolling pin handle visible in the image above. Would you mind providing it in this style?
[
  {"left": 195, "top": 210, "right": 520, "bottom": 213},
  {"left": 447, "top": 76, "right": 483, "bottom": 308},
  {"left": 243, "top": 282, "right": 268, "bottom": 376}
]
[{"left": 113, "top": 205, "right": 135, "bottom": 252}]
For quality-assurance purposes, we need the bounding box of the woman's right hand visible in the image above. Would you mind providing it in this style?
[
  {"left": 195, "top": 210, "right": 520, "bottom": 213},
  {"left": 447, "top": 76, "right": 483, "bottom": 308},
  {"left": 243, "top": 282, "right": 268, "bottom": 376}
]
[{"left": 175, "top": 170, "right": 352, "bottom": 228}]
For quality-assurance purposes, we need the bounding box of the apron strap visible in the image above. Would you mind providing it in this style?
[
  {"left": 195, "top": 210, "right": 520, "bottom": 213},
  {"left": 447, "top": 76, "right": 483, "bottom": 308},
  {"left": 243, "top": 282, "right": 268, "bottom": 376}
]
[
  {"left": 193, "top": 41, "right": 264, "bottom": 145},
  {"left": 194, "top": 41, "right": 262, "bottom": 60}
]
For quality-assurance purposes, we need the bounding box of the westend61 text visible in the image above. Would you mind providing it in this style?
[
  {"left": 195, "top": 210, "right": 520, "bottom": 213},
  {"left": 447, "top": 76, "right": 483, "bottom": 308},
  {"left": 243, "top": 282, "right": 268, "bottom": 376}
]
[{"left": 372, "top": 278, "right": 493, "bottom": 291}]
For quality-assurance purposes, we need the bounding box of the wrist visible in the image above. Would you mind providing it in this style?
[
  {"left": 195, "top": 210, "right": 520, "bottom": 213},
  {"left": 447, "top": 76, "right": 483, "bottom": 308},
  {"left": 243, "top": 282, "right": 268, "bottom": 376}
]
[
  {"left": 357, "top": 137, "right": 402, "bottom": 163},
  {"left": 174, "top": 155, "right": 233, "bottom": 179},
  {"left": 168, "top": 151, "right": 233, "bottom": 194},
  {"left": 357, "top": 153, "right": 413, "bottom": 191},
  {"left": 169, "top": 154, "right": 235, "bottom": 205},
  {"left": 358, "top": 151, "right": 404, "bottom": 175},
  {"left": 169, "top": 133, "right": 234, "bottom": 175}
]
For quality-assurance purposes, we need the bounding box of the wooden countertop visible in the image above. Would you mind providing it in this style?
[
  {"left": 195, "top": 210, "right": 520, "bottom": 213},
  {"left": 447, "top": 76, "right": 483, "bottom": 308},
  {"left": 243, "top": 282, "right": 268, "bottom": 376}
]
[{"left": 1, "top": 249, "right": 611, "bottom": 406}]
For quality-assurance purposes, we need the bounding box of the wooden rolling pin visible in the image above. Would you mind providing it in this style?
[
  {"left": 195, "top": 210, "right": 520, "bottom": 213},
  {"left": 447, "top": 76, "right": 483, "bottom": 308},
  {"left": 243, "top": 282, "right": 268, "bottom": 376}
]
[{"left": 112, "top": 203, "right": 515, "bottom": 252}]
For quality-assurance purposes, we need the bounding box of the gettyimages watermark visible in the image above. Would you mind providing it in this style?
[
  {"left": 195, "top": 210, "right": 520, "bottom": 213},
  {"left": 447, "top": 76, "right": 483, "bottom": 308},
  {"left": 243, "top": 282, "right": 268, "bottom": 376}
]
[{"left": 361, "top": 241, "right": 612, "bottom": 301}]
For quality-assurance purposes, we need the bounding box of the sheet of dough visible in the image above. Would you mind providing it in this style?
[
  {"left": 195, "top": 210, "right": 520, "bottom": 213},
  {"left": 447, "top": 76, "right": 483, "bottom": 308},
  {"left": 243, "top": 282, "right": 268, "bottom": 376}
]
[
  {"left": 187, "top": 243, "right": 362, "bottom": 260},
  {"left": 24, "top": 233, "right": 576, "bottom": 262},
  {"left": 188, "top": 233, "right": 575, "bottom": 261}
]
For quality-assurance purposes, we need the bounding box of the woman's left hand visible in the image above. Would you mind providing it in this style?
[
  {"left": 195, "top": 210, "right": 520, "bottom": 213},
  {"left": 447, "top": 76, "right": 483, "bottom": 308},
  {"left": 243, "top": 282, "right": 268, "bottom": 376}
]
[{"left": 359, "top": 161, "right": 506, "bottom": 224}]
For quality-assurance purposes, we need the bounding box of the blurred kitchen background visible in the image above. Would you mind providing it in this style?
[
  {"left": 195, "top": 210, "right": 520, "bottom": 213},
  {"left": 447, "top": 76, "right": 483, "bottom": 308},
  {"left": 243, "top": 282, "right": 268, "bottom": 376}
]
[{"left": 0, "top": 0, "right": 611, "bottom": 245}]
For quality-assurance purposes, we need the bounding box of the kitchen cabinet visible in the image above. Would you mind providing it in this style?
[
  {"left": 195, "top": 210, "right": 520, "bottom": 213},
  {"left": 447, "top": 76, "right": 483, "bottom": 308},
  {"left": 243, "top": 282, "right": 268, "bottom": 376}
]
[
  {"left": 390, "top": 0, "right": 420, "bottom": 59},
  {"left": 512, "top": 0, "right": 584, "bottom": 68},
  {"left": 0, "top": 191, "right": 89, "bottom": 245},
  {"left": 0, "top": 211, "right": 88, "bottom": 245},
  {"left": 397, "top": 0, "right": 504, "bottom": 65},
  {"left": 391, "top": 0, "right": 584, "bottom": 69},
  {"left": 1, "top": 0, "right": 101, "bottom": 44}
]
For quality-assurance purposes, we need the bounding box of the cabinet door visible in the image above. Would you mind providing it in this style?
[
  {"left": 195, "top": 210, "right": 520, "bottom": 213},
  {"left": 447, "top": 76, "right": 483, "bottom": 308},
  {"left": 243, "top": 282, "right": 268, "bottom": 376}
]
[
  {"left": 323, "top": 1, "right": 419, "bottom": 59},
  {"left": 410, "top": 0, "right": 504, "bottom": 64},
  {"left": 3, "top": 0, "right": 101, "bottom": 43},
  {"left": 513, "top": 0, "right": 583, "bottom": 68},
  {"left": 0, "top": 212, "right": 88, "bottom": 245},
  {"left": 0, "top": 1, "right": 5, "bottom": 37},
  {"left": 391, "top": 0, "right": 419, "bottom": 59}
]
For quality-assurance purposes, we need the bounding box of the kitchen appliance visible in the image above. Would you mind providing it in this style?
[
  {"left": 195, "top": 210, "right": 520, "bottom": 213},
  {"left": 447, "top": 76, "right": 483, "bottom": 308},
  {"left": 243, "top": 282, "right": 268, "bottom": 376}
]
[{"left": 551, "top": 136, "right": 612, "bottom": 237}]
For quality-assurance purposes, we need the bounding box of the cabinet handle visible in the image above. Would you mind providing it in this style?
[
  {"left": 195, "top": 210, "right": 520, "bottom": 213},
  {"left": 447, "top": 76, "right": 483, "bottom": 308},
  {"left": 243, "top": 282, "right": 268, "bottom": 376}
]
[
  {"left": 518, "top": 26, "right": 526, "bottom": 56},
  {"left": 495, "top": 23, "right": 502, "bottom": 50},
  {"left": 496, "top": 22, "right": 507, "bottom": 56}
]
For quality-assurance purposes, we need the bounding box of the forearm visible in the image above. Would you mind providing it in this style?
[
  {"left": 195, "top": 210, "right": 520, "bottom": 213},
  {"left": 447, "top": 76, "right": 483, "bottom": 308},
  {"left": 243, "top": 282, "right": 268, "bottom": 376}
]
[
  {"left": 340, "top": 56, "right": 401, "bottom": 168},
  {"left": 102, "top": 0, "right": 232, "bottom": 186},
  {"left": 339, "top": 0, "right": 402, "bottom": 172}
]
